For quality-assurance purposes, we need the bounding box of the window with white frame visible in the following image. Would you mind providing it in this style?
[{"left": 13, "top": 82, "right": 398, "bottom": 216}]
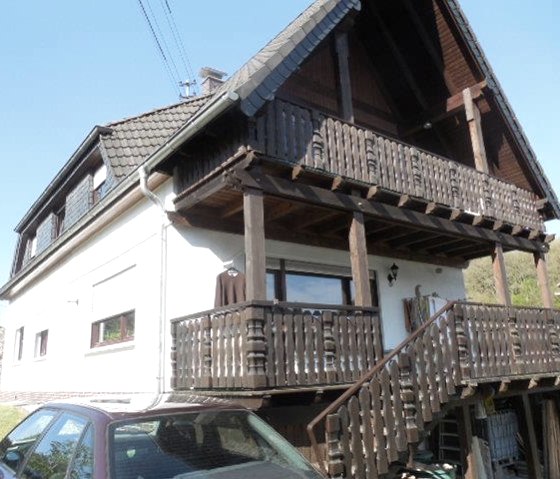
[
  {"left": 92, "top": 164, "right": 107, "bottom": 205},
  {"left": 14, "top": 327, "right": 24, "bottom": 361},
  {"left": 34, "top": 330, "right": 49, "bottom": 358},
  {"left": 91, "top": 266, "right": 136, "bottom": 349}
]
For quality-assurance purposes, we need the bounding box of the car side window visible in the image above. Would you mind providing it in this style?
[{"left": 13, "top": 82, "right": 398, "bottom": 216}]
[
  {"left": 0, "top": 409, "right": 58, "bottom": 474},
  {"left": 68, "top": 424, "right": 94, "bottom": 479},
  {"left": 22, "top": 413, "right": 89, "bottom": 479}
]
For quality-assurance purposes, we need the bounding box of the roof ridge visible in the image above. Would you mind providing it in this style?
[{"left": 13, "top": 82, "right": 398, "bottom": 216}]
[{"left": 105, "top": 94, "right": 212, "bottom": 128}]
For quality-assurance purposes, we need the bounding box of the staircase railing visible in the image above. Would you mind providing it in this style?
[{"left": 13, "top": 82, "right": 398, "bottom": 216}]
[{"left": 307, "top": 301, "right": 459, "bottom": 478}]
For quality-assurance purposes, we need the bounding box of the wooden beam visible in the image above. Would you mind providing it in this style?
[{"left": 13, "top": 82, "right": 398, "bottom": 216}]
[
  {"left": 349, "top": 210, "right": 372, "bottom": 307},
  {"left": 514, "top": 393, "right": 544, "bottom": 479},
  {"left": 464, "top": 86, "right": 490, "bottom": 174},
  {"left": 234, "top": 169, "right": 547, "bottom": 254},
  {"left": 244, "top": 188, "right": 266, "bottom": 301},
  {"left": 402, "top": 0, "right": 457, "bottom": 92},
  {"left": 335, "top": 31, "right": 354, "bottom": 123},
  {"left": 265, "top": 201, "right": 302, "bottom": 223},
  {"left": 220, "top": 201, "right": 244, "bottom": 219},
  {"left": 402, "top": 81, "right": 487, "bottom": 137},
  {"left": 174, "top": 173, "right": 229, "bottom": 212},
  {"left": 534, "top": 251, "right": 554, "bottom": 308},
  {"left": 492, "top": 242, "right": 512, "bottom": 307}
]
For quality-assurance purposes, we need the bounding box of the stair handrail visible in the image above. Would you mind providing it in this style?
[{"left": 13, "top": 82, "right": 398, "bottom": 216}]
[{"left": 306, "top": 300, "right": 458, "bottom": 475}]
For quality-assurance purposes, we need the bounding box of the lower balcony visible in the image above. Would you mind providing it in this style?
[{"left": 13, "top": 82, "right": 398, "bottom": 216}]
[
  {"left": 170, "top": 301, "right": 560, "bottom": 393},
  {"left": 171, "top": 301, "right": 382, "bottom": 391}
]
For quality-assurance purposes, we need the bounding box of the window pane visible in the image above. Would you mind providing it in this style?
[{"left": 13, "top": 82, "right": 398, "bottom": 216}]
[
  {"left": 266, "top": 272, "right": 276, "bottom": 301},
  {"left": 111, "top": 411, "right": 321, "bottom": 479},
  {"left": 0, "top": 409, "right": 57, "bottom": 473},
  {"left": 69, "top": 425, "right": 94, "bottom": 479},
  {"left": 101, "top": 317, "right": 122, "bottom": 343},
  {"left": 286, "top": 273, "right": 343, "bottom": 304},
  {"left": 24, "top": 414, "right": 88, "bottom": 479}
]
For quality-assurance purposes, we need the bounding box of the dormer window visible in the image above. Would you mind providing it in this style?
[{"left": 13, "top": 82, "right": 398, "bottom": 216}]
[
  {"left": 55, "top": 205, "right": 65, "bottom": 238},
  {"left": 92, "top": 164, "right": 107, "bottom": 205},
  {"left": 28, "top": 235, "right": 37, "bottom": 259}
]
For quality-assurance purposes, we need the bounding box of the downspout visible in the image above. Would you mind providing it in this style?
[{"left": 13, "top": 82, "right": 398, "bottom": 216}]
[{"left": 139, "top": 166, "right": 168, "bottom": 394}]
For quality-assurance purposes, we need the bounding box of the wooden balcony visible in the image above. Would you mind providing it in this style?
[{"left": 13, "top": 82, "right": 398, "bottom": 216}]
[
  {"left": 171, "top": 301, "right": 560, "bottom": 394},
  {"left": 307, "top": 302, "right": 560, "bottom": 478},
  {"left": 251, "top": 99, "right": 544, "bottom": 232},
  {"left": 170, "top": 301, "right": 382, "bottom": 391}
]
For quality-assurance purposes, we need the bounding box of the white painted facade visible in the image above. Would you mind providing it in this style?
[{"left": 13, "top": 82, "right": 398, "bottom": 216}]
[{"left": 0, "top": 179, "right": 466, "bottom": 393}]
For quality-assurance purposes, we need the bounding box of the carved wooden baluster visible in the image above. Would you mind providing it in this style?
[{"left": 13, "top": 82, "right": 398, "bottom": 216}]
[
  {"left": 323, "top": 311, "right": 337, "bottom": 383},
  {"left": 453, "top": 304, "right": 471, "bottom": 383},
  {"left": 507, "top": 308, "right": 523, "bottom": 374},
  {"left": 398, "top": 351, "right": 419, "bottom": 445},
  {"left": 546, "top": 309, "right": 560, "bottom": 371},
  {"left": 326, "top": 413, "right": 345, "bottom": 478},
  {"left": 311, "top": 110, "right": 325, "bottom": 170},
  {"left": 170, "top": 321, "right": 179, "bottom": 390},
  {"left": 199, "top": 315, "right": 213, "bottom": 388},
  {"left": 410, "top": 148, "right": 423, "bottom": 198},
  {"left": 365, "top": 130, "right": 378, "bottom": 185},
  {"left": 243, "top": 306, "right": 268, "bottom": 388}
]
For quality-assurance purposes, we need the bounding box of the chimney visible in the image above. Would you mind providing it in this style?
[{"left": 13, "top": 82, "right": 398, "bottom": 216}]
[{"left": 199, "top": 67, "right": 227, "bottom": 95}]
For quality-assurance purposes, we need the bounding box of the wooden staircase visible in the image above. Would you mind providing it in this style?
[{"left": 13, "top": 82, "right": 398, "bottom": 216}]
[{"left": 307, "top": 302, "right": 560, "bottom": 478}]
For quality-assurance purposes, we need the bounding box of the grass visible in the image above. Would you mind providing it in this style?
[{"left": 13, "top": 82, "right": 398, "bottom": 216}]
[{"left": 0, "top": 405, "right": 28, "bottom": 437}]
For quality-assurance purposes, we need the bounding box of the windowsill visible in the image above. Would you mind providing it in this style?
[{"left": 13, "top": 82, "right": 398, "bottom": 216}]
[
  {"left": 33, "top": 356, "right": 48, "bottom": 362},
  {"left": 85, "top": 341, "right": 135, "bottom": 357}
]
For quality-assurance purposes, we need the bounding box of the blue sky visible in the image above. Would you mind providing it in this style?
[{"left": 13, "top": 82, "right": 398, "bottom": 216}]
[{"left": 0, "top": 0, "right": 558, "bottom": 287}]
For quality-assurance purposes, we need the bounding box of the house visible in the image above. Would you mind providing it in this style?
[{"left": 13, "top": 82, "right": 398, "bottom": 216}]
[{"left": 1, "top": 0, "right": 559, "bottom": 476}]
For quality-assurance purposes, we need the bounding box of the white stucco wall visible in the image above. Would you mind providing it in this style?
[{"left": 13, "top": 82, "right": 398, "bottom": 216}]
[{"left": 0, "top": 179, "right": 466, "bottom": 393}]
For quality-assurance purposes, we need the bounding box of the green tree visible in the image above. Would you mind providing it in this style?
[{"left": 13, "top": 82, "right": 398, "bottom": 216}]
[{"left": 464, "top": 241, "right": 560, "bottom": 308}]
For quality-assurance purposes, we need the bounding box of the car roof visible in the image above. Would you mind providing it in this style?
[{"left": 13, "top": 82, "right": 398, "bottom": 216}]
[{"left": 44, "top": 393, "right": 244, "bottom": 421}]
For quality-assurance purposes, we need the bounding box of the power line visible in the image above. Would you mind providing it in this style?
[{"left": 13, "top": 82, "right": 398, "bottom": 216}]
[
  {"left": 159, "top": 0, "right": 197, "bottom": 93},
  {"left": 136, "top": 0, "right": 181, "bottom": 96},
  {"left": 143, "top": 0, "right": 184, "bottom": 85}
]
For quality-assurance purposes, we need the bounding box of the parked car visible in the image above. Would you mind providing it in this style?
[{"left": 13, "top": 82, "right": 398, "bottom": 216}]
[{"left": 0, "top": 393, "right": 324, "bottom": 479}]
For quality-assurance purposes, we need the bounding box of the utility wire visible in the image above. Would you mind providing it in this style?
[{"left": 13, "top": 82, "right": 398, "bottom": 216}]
[
  {"left": 159, "top": 0, "right": 197, "bottom": 93},
  {"left": 143, "top": 0, "right": 184, "bottom": 85},
  {"left": 137, "top": 0, "right": 181, "bottom": 96}
]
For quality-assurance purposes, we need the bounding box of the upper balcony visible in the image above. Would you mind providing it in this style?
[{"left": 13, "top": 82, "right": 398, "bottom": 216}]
[{"left": 249, "top": 99, "right": 544, "bottom": 233}]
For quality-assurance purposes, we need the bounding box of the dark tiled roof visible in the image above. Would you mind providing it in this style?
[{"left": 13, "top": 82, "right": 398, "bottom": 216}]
[
  {"left": 213, "top": 0, "right": 361, "bottom": 116},
  {"left": 100, "top": 95, "right": 210, "bottom": 179}
]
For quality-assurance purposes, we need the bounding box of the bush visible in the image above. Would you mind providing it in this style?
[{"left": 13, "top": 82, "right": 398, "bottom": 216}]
[{"left": 0, "top": 405, "right": 28, "bottom": 437}]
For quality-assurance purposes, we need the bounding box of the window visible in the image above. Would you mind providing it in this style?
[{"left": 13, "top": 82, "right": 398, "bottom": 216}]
[
  {"left": 0, "top": 409, "right": 57, "bottom": 473},
  {"left": 91, "top": 311, "right": 134, "bottom": 348},
  {"left": 24, "top": 413, "right": 89, "bottom": 479},
  {"left": 92, "top": 164, "right": 107, "bottom": 205},
  {"left": 55, "top": 205, "right": 66, "bottom": 237},
  {"left": 14, "top": 327, "right": 24, "bottom": 361},
  {"left": 267, "top": 266, "right": 378, "bottom": 307},
  {"left": 35, "top": 330, "right": 49, "bottom": 358},
  {"left": 25, "top": 235, "right": 37, "bottom": 260}
]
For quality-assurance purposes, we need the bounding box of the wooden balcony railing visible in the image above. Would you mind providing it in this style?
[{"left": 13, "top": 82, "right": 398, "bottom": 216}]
[
  {"left": 307, "top": 302, "right": 560, "bottom": 478},
  {"left": 252, "top": 99, "right": 544, "bottom": 231},
  {"left": 171, "top": 301, "right": 383, "bottom": 390}
]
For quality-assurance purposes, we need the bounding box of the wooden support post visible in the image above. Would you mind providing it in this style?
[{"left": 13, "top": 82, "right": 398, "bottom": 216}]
[
  {"left": 492, "top": 242, "right": 512, "bottom": 307},
  {"left": 534, "top": 251, "right": 554, "bottom": 308},
  {"left": 458, "top": 405, "right": 474, "bottom": 477},
  {"left": 463, "top": 87, "right": 490, "bottom": 174},
  {"left": 244, "top": 187, "right": 266, "bottom": 301},
  {"left": 335, "top": 31, "right": 354, "bottom": 123},
  {"left": 514, "top": 393, "right": 543, "bottom": 479},
  {"left": 349, "top": 209, "right": 372, "bottom": 307}
]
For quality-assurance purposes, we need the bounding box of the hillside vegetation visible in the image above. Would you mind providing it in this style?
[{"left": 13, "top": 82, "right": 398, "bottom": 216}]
[{"left": 464, "top": 241, "right": 560, "bottom": 308}]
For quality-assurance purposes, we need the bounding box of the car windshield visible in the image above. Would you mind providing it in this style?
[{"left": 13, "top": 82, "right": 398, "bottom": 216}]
[{"left": 110, "top": 409, "right": 322, "bottom": 479}]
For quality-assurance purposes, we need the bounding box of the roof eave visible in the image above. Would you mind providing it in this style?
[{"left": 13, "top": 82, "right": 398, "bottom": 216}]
[
  {"left": 14, "top": 125, "right": 114, "bottom": 233},
  {"left": 445, "top": 0, "right": 560, "bottom": 220}
]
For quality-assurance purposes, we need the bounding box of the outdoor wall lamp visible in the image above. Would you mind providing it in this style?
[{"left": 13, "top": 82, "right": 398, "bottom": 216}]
[{"left": 387, "top": 263, "right": 399, "bottom": 287}]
